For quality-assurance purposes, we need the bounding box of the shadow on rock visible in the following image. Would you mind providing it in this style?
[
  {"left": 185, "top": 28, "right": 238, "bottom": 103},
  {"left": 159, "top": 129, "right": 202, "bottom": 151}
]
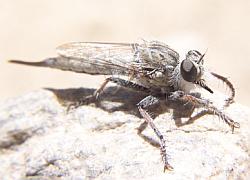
[
  {"left": 45, "top": 86, "right": 153, "bottom": 117},
  {"left": 45, "top": 86, "right": 195, "bottom": 126}
]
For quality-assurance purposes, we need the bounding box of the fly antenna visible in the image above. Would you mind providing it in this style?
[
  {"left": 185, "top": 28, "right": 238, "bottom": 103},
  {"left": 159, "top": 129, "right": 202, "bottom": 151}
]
[{"left": 197, "top": 48, "right": 208, "bottom": 64}]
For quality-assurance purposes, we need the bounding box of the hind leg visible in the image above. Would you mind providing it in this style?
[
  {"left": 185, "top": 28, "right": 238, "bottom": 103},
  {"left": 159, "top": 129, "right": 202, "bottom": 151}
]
[{"left": 67, "top": 77, "right": 150, "bottom": 111}]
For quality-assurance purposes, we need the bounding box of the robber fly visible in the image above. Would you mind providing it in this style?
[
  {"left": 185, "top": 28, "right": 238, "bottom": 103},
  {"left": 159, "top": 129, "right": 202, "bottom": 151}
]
[{"left": 9, "top": 40, "right": 240, "bottom": 171}]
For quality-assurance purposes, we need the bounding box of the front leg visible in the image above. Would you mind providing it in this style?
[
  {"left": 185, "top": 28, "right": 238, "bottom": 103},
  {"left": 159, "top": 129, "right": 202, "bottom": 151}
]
[
  {"left": 167, "top": 91, "right": 240, "bottom": 132},
  {"left": 137, "top": 95, "right": 173, "bottom": 171}
]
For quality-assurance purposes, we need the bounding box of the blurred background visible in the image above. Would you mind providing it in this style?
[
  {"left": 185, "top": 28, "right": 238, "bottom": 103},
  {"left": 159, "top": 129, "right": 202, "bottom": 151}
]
[{"left": 0, "top": 0, "right": 250, "bottom": 106}]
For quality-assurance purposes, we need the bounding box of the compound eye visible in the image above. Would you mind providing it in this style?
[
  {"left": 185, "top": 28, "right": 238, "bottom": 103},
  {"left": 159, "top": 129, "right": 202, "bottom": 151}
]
[{"left": 180, "top": 59, "right": 198, "bottom": 82}]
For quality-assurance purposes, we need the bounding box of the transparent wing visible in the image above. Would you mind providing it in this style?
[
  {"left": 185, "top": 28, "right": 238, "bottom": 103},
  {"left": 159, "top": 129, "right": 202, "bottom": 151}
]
[
  {"left": 56, "top": 41, "right": 180, "bottom": 75},
  {"left": 56, "top": 42, "right": 139, "bottom": 75}
]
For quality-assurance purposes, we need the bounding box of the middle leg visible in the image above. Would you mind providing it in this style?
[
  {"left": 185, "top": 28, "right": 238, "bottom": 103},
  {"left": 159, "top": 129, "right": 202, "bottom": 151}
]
[{"left": 137, "top": 95, "right": 174, "bottom": 171}]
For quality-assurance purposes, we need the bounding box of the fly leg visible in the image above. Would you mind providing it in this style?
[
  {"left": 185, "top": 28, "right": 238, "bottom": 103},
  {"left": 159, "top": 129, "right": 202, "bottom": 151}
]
[
  {"left": 211, "top": 72, "right": 235, "bottom": 107},
  {"left": 166, "top": 92, "right": 201, "bottom": 127},
  {"left": 186, "top": 110, "right": 213, "bottom": 125},
  {"left": 94, "top": 77, "right": 151, "bottom": 98},
  {"left": 167, "top": 91, "right": 240, "bottom": 132},
  {"left": 137, "top": 95, "right": 174, "bottom": 171},
  {"left": 67, "top": 77, "right": 150, "bottom": 111},
  {"left": 137, "top": 95, "right": 160, "bottom": 134}
]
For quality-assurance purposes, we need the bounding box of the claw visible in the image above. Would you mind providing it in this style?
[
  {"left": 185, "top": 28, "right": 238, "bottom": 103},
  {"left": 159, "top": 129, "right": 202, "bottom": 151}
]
[
  {"left": 66, "top": 102, "right": 78, "bottom": 113},
  {"left": 233, "top": 122, "right": 240, "bottom": 128},
  {"left": 231, "top": 121, "right": 240, "bottom": 134},
  {"left": 163, "top": 163, "right": 174, "bottom": 172},
  {"left": 66, "top": 95, "right": 97, "bottom": 113}
]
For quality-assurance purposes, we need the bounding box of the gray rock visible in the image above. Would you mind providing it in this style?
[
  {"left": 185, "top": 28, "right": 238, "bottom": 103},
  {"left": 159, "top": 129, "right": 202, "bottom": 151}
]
[{"left": 0, "top": 88, "right": 249, "bottom": 180}]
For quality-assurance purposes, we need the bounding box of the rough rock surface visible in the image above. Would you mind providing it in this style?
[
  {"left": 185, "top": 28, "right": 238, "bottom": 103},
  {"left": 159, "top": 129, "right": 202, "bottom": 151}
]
[{"left": 0, "top": 87, "right": 249, "bottom": 180}]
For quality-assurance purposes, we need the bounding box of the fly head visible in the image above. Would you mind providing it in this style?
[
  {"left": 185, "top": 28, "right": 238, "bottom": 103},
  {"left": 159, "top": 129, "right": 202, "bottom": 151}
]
[
  {"left": 180, "top": 50, "right": 213, "bottom": 93},
  {"left": 180, "top": 50, "right": 204, "bottom": 83}
]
